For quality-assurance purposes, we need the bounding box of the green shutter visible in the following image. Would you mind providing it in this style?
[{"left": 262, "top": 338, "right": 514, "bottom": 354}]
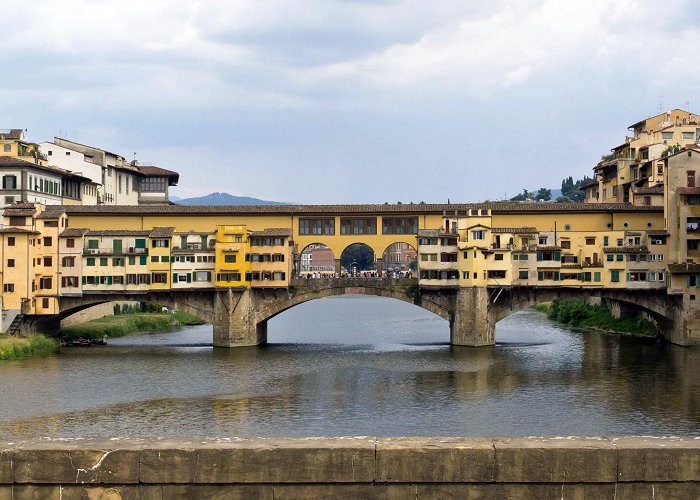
[
  {"left": 135, "top": 238, "right": 146, "bottom": 248},
  {"left": 173, "top": 273, "right": 177, "bottom": 283},
  {"left": 140, "top": 256, "right": 147, "bottom": 265},
  {"left": 82, "top": 276, "right": 86, "bottom": 284},
  {"left": 578, "top": 272, "right": 584, "bottom": 281},
  {"left": 207, "top": 271, "right": 211, "bottom": 281},
  {"left": 603, "top": 236, "right": 608, "bottom": 246},
  {"left": 107, "top": 276, "right": 113, "bottom": 285},
  {"left": 538, "top": 271, "right": 543, "bottom": 281},
  {"left": 626, "top": 273, "right": 630, "bottom": 281},
  {"left": 536, "top": 252, "right": 542, "bottom": 261},
  {"left": 554, "top": 272, "right": 560, "bottom": 281},
  {"left": 594, "top": 272, "right": 601, "bottom": 282},
  {"left": 554, "top": 251, "right": 561, "bottom": 261},
  {"left": 186, "top": 273, "right": 191, "bottom": 283}
]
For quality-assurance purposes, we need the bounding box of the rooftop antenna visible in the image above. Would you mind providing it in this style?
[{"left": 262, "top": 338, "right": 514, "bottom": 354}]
[
  {"left": 658, "top": 96, "right": 664, "bottom": 113},
  {"left": 686, "top": 100, "right": 691, "bottom": 111},
  {"left": 133, "top": 152, "right": 137, "bottom": 162}
]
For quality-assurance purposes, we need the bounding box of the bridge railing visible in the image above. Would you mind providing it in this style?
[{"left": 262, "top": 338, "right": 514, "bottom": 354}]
[{"left": 291, "top": 277, "right": 417, "bottom": 288}]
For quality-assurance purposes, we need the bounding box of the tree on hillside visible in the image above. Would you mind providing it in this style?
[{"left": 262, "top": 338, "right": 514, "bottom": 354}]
[{"left": 535, "top": 188, "right": 551, "bottom": 201}]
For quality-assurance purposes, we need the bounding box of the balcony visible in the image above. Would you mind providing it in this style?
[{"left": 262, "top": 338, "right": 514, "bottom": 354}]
[{"left": 83, "top": 247, "right": 148, "bottom": 256}]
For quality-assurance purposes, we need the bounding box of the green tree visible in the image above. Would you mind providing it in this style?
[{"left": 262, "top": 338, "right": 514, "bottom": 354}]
[{"left": 535, "top": 188, "right": 551, "bottom": 201}]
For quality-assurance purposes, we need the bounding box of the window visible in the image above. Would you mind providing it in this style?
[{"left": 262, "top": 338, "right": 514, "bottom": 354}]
[
  {"left": 538, "top": 237, "right": 547, "bottom": 245},
  {"left": 44, "top": 220, "right": 58, "bottom": 228},
  {"left": 687, "top": 217, "right": 700, "bottom": 233},
  {"left": 7, "top": 259, "right": 14, "bottom": 267},
  {"left": 43, "top": 257, "right": 52, "bottom": 266},
  {"left": 494, "top": 254, "right": 504, "bottom": 261},
  {"left": 662, "top": 132, "right": 673, "bottom": 141},
  {"left": 224, "top": 254, "right": 236, "bottom": 263},
  {"left": 382, "top": 217, "right": 418, "bottom": 235},
  {"left": 217, "top": 272, "right": 241, "bottom": 282},
  {"left": 7, "top": 237, "right": 14, "bottom": 246},
  {"left": 299, "top": 218, "right": 335, "bottom": 235},
  {"left": 472, "top": 230, "right": 486, "bottom": 240},
  {"left": 86, "top": 257, "right": 95, "bottom": 266},
  {"left": 2, "top": 144, "right": 10, "bottom": 152},
  {"left": 42, "top": 298, "right": 49, "bottom": 309},
  {"left": 152, "top": 239, "right": 169, "bottom": 248},
  {"left": 606, "top": 254, "right": 614, "bottom": 262},
  {"left": 272, "top": 254, "right": 285, "bottom": 262},
  {"left": 151, "top": 272, "right": 168, "bottom": 284},
  {"left": 140, "top": 177, "right": 167, "bottom": 192},
  {"left": 61, "top": 276, "right": 79, "bottom": 288},
  {"left": 611, "top": 270, "right": 620, "bottom": 283},
  {"left": 66, "top": 238, "right": 75, "bottom": 248},
  {"left": 616, "top": 254, "right": 623, "bottom": 261},
  {"left": 43, "top": 237, "right": 52, "bottom": 247},
  {"left": 2, "top": 283, "right": 13, "bottom": 293},
  {"left": 40, "top": 277, "right": 52, "bottom": 289},
  {"left": 585, "top": 237, "right": 595, "bottom": 245},
  {"left": 62, "top": 257, "right": 75, "bottom": 267},
  {"left": 340, "top": 218, "right": 376, "bottom": 235},
  {"left": 113, "top": 258, "right": 124, "bottom": 266},
  {"left": 683, "top": 132, "right": 694, "bottom": 140},
  {"left": 518, "top": 270, "right": 529, "bottom": 279},
  {"left": 688, "top": 171, "right": 696, "bottom": 188},
  {"left": 195, "top": 271, "right": 212, "bottom": 282},
  {"left": 561, "top": 240, "right": 571, "bottom": 249},
  {"left": 487, "top": 270, "right": 506, "bottom": 279},
  {"left": 9, "top": 217, "right": 25, "bottom": 226},
  {"left": 2, "top": 175, "right": 17, "bottom": 189},
  {"left": 603, "top": 236, "right": 608, "bottom": 246},
  {"left": 617, "top": 239, "right": 623, "bottom": 246},
  {"left": 150, "top": 256, "right": 159, "bottom": 263},
  {"left": 160, "top": 256, "right": 169, "bottom": 262}
]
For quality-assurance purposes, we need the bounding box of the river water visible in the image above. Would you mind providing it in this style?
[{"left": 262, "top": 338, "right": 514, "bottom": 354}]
[{"left": 0, "top": 296, "right": 698, "bottom": 439}]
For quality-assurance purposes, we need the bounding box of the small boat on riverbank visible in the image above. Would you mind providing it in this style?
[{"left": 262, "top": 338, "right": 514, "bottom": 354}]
[{"left": 62, "top": 336, "right": 108, "bottom": 347}]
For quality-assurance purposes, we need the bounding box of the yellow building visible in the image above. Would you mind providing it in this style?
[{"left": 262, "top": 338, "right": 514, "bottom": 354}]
[{"left": 215, "top": 225, "right": 249, "bottom": 288}]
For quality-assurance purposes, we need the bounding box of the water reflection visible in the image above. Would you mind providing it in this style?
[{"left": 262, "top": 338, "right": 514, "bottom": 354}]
[{"left": 0, "top": 296, "right": 698, "bottom": 439}]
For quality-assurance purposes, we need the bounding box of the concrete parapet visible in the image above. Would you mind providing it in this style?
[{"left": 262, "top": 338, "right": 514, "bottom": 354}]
[{"left": 1, "top": 437, "right": 698, "bottom": 498}]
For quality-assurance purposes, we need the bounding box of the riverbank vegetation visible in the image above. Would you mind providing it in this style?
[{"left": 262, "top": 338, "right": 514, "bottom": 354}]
[
  {"left": 62, "top": 308, "right": 205, "bottom": 340},
  {"left": 0, "top": 334, "right": 60, "bottom": 361},
  {"left": 534, "top": 299, "right": 658, "bottom": 337}
]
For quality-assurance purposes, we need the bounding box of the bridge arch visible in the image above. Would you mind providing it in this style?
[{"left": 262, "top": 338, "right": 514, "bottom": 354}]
[
  {"left": 487, "top": 287, "right": 679, "bottom": 335},
  {"left": 339, "top": 243, "right": 377, "bottom": 274},
  {"left": 298, "top": 242, "right": 337, "bottom": 276},
  {"left": 255, "top": 280, "right": 451, "bottom": 326}
]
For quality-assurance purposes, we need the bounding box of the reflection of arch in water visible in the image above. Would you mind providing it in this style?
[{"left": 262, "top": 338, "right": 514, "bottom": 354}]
[
  {"left": 298, "top": 243, "right": 336, "bottom": 276},
  {"left": 381, "top": 242, "right": 417, "bottom": 273}
]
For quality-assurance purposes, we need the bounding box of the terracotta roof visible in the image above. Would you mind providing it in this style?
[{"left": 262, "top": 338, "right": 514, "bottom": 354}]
[
  {"left": 633, "top": 185, "right": 663, "bottom": 195},
  {"left": 668, "top": 263, "right": 700, "bottom": 274},
  {"left": 60, "top": 228, "right": 90, "bottom": 237},
  {"left": 603, "top": 246, "right": 649, "bottom": 253},
  {"left": 491, "top": 227, "right": 538, "bottom": 234},
  {"left": 0, "top": 227, "right": 39, "bottom": 234},
  {"left": 537, "top": 246, "right": 561, "bottom": 251},
  {"left": 149, "top": 227, "right": 175, "bottom": 238},
  {"left": 677, "top": 187, "right": 700, "bottom": 195},
  {"left": 0, "top": 129, "right": 23, "bottom": 140},
  {"left": 85, "top": 229, "right": 151, "bottom": 237},
  {"left": 137, "top": 165, "right": 179, "bottom": 185},
  {"left": 36, "top": 209, "right": 66, "bottom": 219},
  {"left": 4, "top": 209, "right": 36, "bottom": 217},
  {"left": 580, "top": 179, "right": 598, "bottom": 189},
  {"left": 250, "top": 228, "right": 293, "bottom": 237},
  {"left": 57, "top": 202, "right": 662, "bottom": 216}
]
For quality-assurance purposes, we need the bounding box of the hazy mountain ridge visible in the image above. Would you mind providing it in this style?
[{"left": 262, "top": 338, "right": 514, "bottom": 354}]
[{"left": 174, "top": 192, "right": 289, "bottom": 205}]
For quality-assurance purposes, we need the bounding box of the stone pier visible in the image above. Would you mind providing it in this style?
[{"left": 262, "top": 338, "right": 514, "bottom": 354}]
[
  {"left": 213, "top": 289, "right": 266, "bottom": 347},
  {"left": 451, "top": 287, "right": 495, "bottom": 346}
]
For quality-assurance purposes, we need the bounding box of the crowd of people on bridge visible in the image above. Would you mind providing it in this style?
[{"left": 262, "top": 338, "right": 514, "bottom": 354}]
[{"left": 297, "top": 270, "right": 413, "bottom": 279}]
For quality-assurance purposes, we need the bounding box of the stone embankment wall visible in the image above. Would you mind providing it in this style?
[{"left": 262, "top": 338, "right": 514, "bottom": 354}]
[{"left": 1, "top": 436, "right": 698, "bottom": 499}]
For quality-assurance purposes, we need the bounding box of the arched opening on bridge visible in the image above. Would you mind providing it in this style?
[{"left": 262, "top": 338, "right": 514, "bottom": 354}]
[
  {"left": 266, "top": 295, "right": 449, "bottom": 346},
  {"left": 381, "top": 242, "right": 417, "bottom": 278},
  {"left": 340, "top": 243, "right": 376, "bottom": 276},
  {"left": 298, "top": 243, "right": 337, "bottom": 277}
]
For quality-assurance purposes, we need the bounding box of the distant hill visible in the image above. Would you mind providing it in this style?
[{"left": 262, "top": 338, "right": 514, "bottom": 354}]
[{"left": 175, "top": 192, "right": 289, "bottom": 206}]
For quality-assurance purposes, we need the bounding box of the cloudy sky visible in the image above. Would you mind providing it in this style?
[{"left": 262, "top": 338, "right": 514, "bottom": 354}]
[{"left": 2, "top": 0, "right": 699, "bottom": 203}]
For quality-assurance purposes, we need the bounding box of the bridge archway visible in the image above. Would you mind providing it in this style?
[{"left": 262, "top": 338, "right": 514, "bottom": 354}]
[
  {"left": 381, "top": 241, "right": 417, "bottom": 276},
  {"left": 340, "top": 243, "right": 376, "bottom": 275},
  {"left": 487, "top": 287, "right": 678, "bottom": 338},
  {"left": 298, "top": 243, "right": 336, "bottom": 277},
  {"left": 254, "top": 281, "right": 452, "bottom": 327}
]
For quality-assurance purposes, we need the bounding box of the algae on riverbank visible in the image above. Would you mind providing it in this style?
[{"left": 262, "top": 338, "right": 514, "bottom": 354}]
[
  {"left": 534, "top": 299, "right": 658, "bottom": 337},
  {"left": 0, "top": 334, "right": 60, "bottom": 361},
  {"left": 61, "top": 311, "right": 204, "bottom": 339}
]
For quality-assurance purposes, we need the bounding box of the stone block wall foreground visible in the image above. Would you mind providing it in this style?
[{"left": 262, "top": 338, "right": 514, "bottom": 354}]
[{"left": 0, "top": 436, "right": 698, "bottom": 498}]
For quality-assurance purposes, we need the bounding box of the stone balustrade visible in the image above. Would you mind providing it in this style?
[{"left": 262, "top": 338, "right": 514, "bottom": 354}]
[{"left": 1, "top": 436, "right": 698, "bottom": 498}]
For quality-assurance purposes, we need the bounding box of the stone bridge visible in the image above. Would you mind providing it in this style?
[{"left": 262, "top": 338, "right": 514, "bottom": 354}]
[{"left": 54, "top": 280, "right": 693, "bottom": 347}]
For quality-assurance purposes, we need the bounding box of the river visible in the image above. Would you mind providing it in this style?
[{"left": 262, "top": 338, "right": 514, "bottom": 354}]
[{"left": 0, "top": 296, "right": 698, "bottom": 439}]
